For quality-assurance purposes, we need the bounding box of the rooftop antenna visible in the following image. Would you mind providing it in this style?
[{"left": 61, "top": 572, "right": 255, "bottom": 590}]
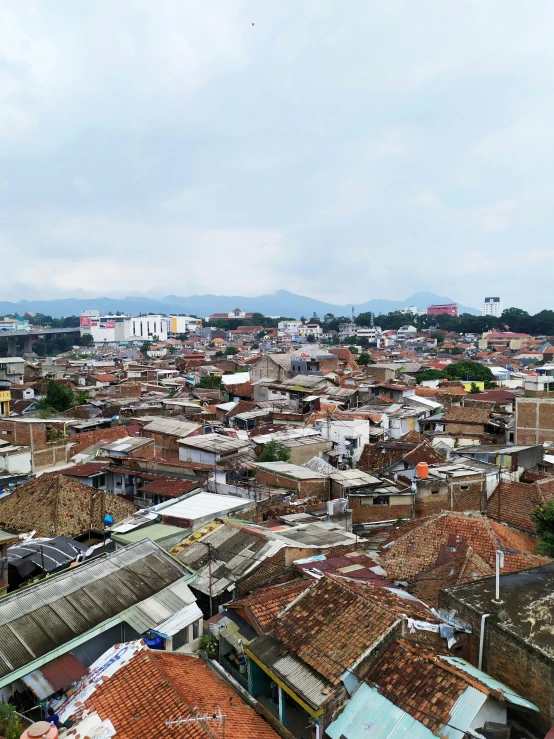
[
  {"left": 167, "top": 707, "right": 226, "bottom": 737},
  {"left": 370, "top": 312, "right": 374, "bottom": 329},
  {"left": 352, "top": 305, "right": 355, "bottom": 322}
]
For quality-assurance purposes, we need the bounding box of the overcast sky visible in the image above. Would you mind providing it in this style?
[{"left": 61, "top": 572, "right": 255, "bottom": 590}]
[{"left": 1, "top": 1, "right": 553, "bottom": 311}]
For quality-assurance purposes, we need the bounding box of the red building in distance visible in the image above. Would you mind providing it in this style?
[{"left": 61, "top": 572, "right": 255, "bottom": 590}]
[{"left": 427, "top": 303, "right": 458, "bottom": 317}]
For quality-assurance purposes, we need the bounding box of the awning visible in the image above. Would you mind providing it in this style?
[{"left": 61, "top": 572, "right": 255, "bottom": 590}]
[{"left": 22, "top": 652, "right": 87, "bottom": 700}]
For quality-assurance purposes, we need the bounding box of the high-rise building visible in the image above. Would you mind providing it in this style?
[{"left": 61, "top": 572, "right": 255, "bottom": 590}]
[{"left": 482, "top": 297, "right": 502, "bottom": 318}]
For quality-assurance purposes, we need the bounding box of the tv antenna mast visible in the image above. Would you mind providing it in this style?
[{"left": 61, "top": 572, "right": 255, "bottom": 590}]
[{"left": 166, "top": 707, "right": 226, "bottom": 737}]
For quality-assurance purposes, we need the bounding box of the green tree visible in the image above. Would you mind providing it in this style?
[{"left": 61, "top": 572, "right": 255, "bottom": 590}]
[
  {"left": 357, "top": 353, "right": 373, "bottom": 366},
  {"left": 256, "top": 440, "right": 291, "bottom": 463},
  {"left": 140, "top": 341, "right": 152, "bottom": 355},
  {"left": 0, "top": 702, "right": 23, "bottom": 739},
  {"left": 226, "top": 346, "right": 240, "bottom": 355},
  {"left": 532, "top": 500, "right": 554, "bottom": 555},
  {"left": 306, "top": 334, "right": 316, "bottom": 343},
  {"left": 199, "top": 376, "right": 223, "bottom": 389},
  {"left": 349, "top": 346, "right": 359, "bottom": 355},
  {"left": 468, "top": 383, "right": 482, "bottom": 394},
  {"left": 430, "top": 331, "right": 444, "bottom": 345},
  {"left": 35, "top": 381, "right": 74, "bottom": 413},
  {"left": 79, "top": 333, "right": 94, "bottom": 346}
]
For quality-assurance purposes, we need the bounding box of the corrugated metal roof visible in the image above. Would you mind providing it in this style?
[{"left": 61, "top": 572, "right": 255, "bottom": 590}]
[
  {"left": 326, "top": 683, "right": 435, "bottom": 739},
  {"left": 439, "top": 655, "right": 539, "bottom": 712},
  {"left": 247, "top": 634, "right": 331, "bottom": 711},
  {"left": 0, "top": 540, "right": 189, "bottom": 682},
  {"left": 22, "top": 652, "right": 87, "bottom": 700},
  {"left": 152, "top": 602, "right": 203, "bottom": 639},
  {"left": 442, "top": 685, "right": 486, "bottom": 739}
]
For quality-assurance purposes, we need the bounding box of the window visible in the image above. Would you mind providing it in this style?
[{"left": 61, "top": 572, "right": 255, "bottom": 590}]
[
  {"left": 373, "top": 495, "right": 390, "bottom": 506},
  {"left": 431, "top": 489, "right": 440, "bottom": 495},
  {"left": 192, "top": 620, "right": 199, "bottom": 640},
  {"left": 172, "top": 625, "right": 190, "bottom": 650},
  {"left": 460, "top": 484, "right": 469, "bottom": 491}
]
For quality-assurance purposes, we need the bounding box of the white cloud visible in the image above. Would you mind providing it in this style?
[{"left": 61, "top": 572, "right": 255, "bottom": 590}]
[{"left": 0, "top": 0, "right": 554, "bottom": 311}]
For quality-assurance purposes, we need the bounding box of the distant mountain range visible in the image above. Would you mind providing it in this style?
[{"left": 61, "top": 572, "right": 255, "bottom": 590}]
[{"left": 0, "top": 290, "right": 479, "bottom": 319}]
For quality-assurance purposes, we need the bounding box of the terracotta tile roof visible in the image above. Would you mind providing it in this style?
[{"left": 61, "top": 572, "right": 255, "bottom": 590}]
[
  {"left": 402, "top": 441, "right": 445, "bottom": 467},
  {"left": 359, "top": 442, "right": 411, "bottom": 474},
  {"left": 70, "top": 647, "right": 280, "bottom": 738},
  {"left": 487, "top": 479, "right": 554, "bottom": 532},
  {"left": 90, "top": 373, "right": 119, "bottom": 383},
  {"left": 274, "top": 576, "right": 399, "bottom": 684},
  {"left": 0, "top": 473, "right": 138, "bottom": 537},
  {"left": 443, "top": 406, "right": 490, "bottom": 425},
  {"left": 411, "top": 546, "right": 493, "bottom": 607},
  {"left": 381, "top": 511, "right": 549, "bottom": 581},
  {"left": 368, "top": 640, "right": 475, "bottom": 733},
  {"left": 228, "top": 579, "right": 311, "bottom": 634},
  {"left": 237, "top": 548, "right": 289, "bottom": 594},
  {"left": 225, "top": 381, "right": 254, "bottom": 398}
]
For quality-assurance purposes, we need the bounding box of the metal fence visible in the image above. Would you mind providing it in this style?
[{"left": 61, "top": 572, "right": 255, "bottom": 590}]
[{"left": 219, "top": 654, "right": 249, "bottom": 691}]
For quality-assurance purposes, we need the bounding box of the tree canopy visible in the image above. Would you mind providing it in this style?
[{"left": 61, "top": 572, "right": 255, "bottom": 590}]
[
  {"left": 417, "top": 360, "right": 495, "bottom": 387},
  {"left": 255, "top": 440, "right": 291, "bottom": 463}
]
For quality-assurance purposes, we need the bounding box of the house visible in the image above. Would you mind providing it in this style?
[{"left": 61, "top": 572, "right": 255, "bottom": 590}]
[
  {"left": 55, "top": 640, "right": 280, "bottom": 739},
  {"left": 138, "top": 417, "right": 201, "bottom": 460},
  {"left": 0, "top": 357, "right": 25, "bottom": 385},
  {"left": 0, "top": 540, "right": 197, "bottom": 701},
  {"left": 252, "top": 428, "right": 332, "bottom": 465},
  {"left": 330, "top": 469, "right": 414, "bottom": 525},
  {"left": 440, "top": 562, "right": 554, "bottom": 734},
  {"left": 315, "top": 418, "right": 369, "bottom": 465},
  {"left": 170, "top": 521, "right": 284, "bottom": 615},
  {"left": 0, "top": 417, "right": 75, "bottom": 471},
  {"left": 245, "top": 575, "right": 457, "bottom": 738},
  {"left": 249, "top": 354, "right": 292, "bottom": 382},
  {"left": 177, "top": 434, "right": 252, "bottom": 465},
  {"left": 0, "top": 473, "right": 138, "bottom": 538},
  {"left": 443, "top": 405, "right": 492, "bottom": 437},
  {"left": 327, "top": 640, "right": 538, "bottom": 739},
  {"left": 254, "top": 460, "right": 329, "bottom": 498}
]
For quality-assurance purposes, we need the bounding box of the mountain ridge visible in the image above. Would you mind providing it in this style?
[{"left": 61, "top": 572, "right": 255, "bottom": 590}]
[{"left": 0, "top": 291, "right": 479, "bottom": 319}]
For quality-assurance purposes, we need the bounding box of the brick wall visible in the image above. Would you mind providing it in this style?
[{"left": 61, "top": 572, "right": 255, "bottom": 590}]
[
  {"left": 444, "top": 422, "right": 486, "bottom": 435},
  {"left": 255, "top": 468, "right": 328, "bottom": 498},
  {"left": 487, "top": 481, "right": 539, "bottom": 531},
  {"left": 349, "top": 496, "right": 413, "bottom": 524},
  {"left": 415, "top": 478, "right": 485, "bottom": 517},
  {"left": 516, "top": 397, "right": 554, "bottom": 444}
]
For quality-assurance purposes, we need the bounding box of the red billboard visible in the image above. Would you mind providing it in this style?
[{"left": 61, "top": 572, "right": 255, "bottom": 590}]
[{"left": 80, "top": 316, "right": 91, "bottom": 326}]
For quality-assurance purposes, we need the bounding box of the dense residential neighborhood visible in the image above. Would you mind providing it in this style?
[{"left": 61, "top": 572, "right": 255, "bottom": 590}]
[{"left": 1, "top": 301, "right": 554, "bottom": 737}]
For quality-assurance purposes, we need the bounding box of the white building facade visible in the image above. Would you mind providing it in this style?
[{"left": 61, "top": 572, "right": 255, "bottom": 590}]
[{"left": 482, "top": 297, "right": 502, "bottom": 317}]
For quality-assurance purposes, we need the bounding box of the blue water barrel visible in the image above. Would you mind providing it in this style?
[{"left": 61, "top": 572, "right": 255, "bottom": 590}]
[{"left": 144, "top": 634, "right": 165, "bottom": 650}]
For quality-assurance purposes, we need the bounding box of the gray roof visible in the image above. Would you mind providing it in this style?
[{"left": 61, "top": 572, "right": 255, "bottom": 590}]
[
  {"left": 171, "top": 523, "right": 283, "bottom": 597},
  {"left": 177, "top": 435, "right": 250, "bottom": 453},
  {"left": 247, "top": 634, "right": 332, "bottom": 710},
  {"left": 142, "top": 418, "right": 200, "bottom": 436},
  {"left": 281, "top": 375, "right": 329, "bottom": 389},
  {"left": 302, "top": 457, "right": 336, "bottom": 475},
  {"left": 254, "top": 461, "right": 325, "bottom": 479},
  {"left": 0, "top": 540, "right": 190, "bottom": 684}
]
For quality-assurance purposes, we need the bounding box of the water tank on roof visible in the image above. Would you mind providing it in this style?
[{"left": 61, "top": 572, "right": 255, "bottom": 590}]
[
  {"left": 21, "top": 722, "right": 58, "bottom": 739},
  {"left": 416, "top": 462, "right": 429, "bottom": 479}
]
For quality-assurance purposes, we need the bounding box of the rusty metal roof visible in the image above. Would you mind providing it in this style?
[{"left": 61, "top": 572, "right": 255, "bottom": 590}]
[{"left": 22, "top": 652, "right": 87, "bottom": 700}]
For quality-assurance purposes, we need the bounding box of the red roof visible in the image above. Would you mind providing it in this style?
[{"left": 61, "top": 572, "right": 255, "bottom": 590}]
[
  {"left": 90, "top": 373, "right": 119, "bottom": 383},
  {"left": 139, "top": 477, "right": 199, "bottom": 498},
  {"left": 62, "top": 462, "right": 110, "bottom": 478}
]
